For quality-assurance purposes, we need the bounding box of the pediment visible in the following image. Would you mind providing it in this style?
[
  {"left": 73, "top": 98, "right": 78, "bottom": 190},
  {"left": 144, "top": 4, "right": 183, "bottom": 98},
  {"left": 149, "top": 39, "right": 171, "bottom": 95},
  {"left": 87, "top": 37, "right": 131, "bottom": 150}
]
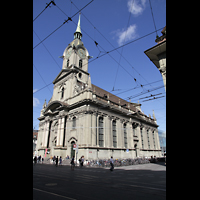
[{"left": 53, "top": 69, "right": 71, "bottom": 84}]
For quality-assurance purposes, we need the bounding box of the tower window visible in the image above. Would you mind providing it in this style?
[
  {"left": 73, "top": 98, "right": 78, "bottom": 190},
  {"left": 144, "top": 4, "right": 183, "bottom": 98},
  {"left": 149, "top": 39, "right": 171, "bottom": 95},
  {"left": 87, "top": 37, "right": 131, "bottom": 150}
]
[
  {"left": 72, "top": 117, "right": 76, "bottom": 129},
  {"left": 61, "top": 87, "right": 64, "bottom": 99},
  {"left": 79, "top": 59, "right": 82, "bottom": 68},
  {"left": 67, "top": 59, "right": 69, "bottom": 67}
]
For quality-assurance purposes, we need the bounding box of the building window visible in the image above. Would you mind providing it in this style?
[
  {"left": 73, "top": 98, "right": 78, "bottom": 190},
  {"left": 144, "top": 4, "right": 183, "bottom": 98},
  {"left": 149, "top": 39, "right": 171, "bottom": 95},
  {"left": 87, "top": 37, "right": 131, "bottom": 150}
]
[
  {"left": 132, "top": 124, "right": 136, "bottom": 136},
  {"left": 99, "top": 117, "right": 104, "bottom": 147},
  {"left": 124, "top": 123, "right": 127, "bottom": 148},
  {"left": 72, "top": 117, "right": 76, "bottom": 129},
  {"left": 112, "top": 120, "right": 117, "bottom": 147},
  {"left": 61, "top": 87, "right": 64, "bottom": 99},
  {"left": 67, "top": 59, "right": 69, "bottom": 67},
  {"left": 140, "top": 128, "right": 144, "bottom": 149},
  {"left": 79, "top": 59, "right": 82, "bottom": 68},
  {"left": 147, "top": 129, "right": 150, "bottom": 149}
]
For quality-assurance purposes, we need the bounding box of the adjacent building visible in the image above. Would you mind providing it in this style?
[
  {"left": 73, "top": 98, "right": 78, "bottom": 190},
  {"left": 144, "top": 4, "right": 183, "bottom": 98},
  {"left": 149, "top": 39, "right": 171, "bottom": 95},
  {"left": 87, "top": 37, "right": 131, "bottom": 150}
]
[
  {"left": 144, "top": 26, "right": 166, "bottom": 91},
  {"left": 37, "top": 14, "right": 162, "bottom": 160}
]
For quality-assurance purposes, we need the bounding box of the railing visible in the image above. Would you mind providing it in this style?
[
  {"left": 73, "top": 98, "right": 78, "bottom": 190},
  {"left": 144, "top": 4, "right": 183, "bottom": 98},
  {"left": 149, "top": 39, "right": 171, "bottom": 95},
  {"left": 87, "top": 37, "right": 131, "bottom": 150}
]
[{"left": 85, "top": 157, "right": 150, "bottom": 168}]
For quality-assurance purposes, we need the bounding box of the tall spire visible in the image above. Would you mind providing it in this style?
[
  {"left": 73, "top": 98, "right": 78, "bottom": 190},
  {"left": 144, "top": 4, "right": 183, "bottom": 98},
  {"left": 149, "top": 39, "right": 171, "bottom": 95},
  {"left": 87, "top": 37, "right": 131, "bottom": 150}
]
[{"left": 74, "top": 13, "right": 82, "bottom": 40}]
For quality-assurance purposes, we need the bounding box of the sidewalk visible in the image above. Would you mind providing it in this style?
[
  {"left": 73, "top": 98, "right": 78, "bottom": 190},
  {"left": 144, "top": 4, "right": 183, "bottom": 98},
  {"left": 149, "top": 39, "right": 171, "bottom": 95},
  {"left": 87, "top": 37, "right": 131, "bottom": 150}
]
[{"left": 114, "top": 163, "right": 166, "bottom": 171}]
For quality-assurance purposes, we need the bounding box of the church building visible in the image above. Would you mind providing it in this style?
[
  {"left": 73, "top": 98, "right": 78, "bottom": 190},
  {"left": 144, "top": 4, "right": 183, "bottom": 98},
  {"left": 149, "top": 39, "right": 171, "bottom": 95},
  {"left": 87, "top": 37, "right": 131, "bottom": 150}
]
[{"left": 37, "top": 14, "right": 162, "bottom": 160}]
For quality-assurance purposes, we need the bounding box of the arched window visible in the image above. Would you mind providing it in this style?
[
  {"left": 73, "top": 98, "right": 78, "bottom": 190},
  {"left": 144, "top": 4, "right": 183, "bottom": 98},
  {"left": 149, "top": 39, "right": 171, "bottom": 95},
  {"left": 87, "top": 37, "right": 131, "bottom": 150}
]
[
  {"left": 112, "top": 120, "right": 117, "bottom": 147},
  {"left": 67, "top": 59, "right": 69, "bottom": 67},
  {"left": 124, "top": 123, "right": 127, "bottom": 148},
  {"left": 61, "top": 87, "right": 64, "bottom": 99},
  {"left": 79, "top": 59, "right": 82, "bottom": 68},
  {"left": 72, "top": 117, "right": 76, "bottom": 129},
  {"left": 99, "top": 117, "right": 104, "bottom": 147}
]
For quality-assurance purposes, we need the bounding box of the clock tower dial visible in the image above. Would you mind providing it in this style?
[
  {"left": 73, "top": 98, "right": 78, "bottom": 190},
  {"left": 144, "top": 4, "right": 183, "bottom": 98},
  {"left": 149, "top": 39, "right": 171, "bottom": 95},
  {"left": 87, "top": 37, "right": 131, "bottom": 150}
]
[
  {"left": 78, "top": 48, "right": 85, "bottom": 59},
  {"left": 65, "top": 47, "right": 72, "bottom": 59}
]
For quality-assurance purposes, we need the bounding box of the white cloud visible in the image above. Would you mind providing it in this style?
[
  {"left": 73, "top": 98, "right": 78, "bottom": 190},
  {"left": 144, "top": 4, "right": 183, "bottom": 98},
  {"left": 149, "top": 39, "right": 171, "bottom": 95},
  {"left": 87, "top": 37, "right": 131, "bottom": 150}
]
[
  {"left": 127, "top": 0, "right": 146, "bottom": 16},
  {"left": 114, "top": 24, "right": 137, "bottom": 46},
  {"left": 158, "top": 130, "right": 166, "bottom": 138},
  {"left": 33, "top": 89, "right": 38, "bottom": 93},
  {"left": 33, "top": 89, "right": 40, "bottom": 107}
]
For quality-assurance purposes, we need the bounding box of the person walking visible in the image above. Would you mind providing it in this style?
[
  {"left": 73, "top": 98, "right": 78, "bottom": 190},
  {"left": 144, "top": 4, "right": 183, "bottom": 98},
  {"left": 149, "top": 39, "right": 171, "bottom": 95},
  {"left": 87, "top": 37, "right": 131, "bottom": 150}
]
[
  {"left": 71, "top": 156, "right": 75, "bottom": 170},
  {"left": 34, "top": 156, "right": 37, "bottom": 166},
  {"left": 81, "top": 156, "right": 84, "bottom": 167},
  {"left": 110, "top": 156, "right": 114, "bottom": 171},
  {"left": 55, "top": 156, "right": 58, "bottom": 166},
  {"left": 59, "top": 156, "right": 62, "bottom": 166},
  {"left": 53, "top": 155, "right": 56, "bottom": 164}
]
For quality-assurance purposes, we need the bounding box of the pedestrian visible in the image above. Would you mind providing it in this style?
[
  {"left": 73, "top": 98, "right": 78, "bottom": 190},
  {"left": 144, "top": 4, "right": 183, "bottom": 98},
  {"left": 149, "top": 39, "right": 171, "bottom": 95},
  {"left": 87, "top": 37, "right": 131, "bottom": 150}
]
[
  {"left": 110, "top": 156, "right": 114, "bottom": 171},
  {"left": 53, "top": 155, "right": 56, "bottom": 164},
  {"left": 59, "top": 156, "right": 62, "bottom": 165},
  {"left": 37, "top": 155, "right": 41, "bottom": 163},
  {"left": 55, "top": 156, "right": 58, "bottom": 166},
  {"left": 34, "top": 156, "right": 37, "bottom": 165},
  {"left": 71, "top": 155, "right": 75, "bottom": 170},
  {"left": 81, "top": 156, "right": 84, "bottom": 167},
  {"left": 79, "top": 157, "right": 82, "bottom": 167}
]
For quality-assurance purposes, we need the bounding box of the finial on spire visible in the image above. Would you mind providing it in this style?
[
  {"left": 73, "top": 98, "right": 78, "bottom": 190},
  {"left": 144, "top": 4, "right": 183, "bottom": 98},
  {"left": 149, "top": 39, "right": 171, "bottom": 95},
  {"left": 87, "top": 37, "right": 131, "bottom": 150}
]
[
  {"left": 74, "top": 13, "right": 82, "bottom": 40},
  {"left": 43, "top": 99, "right": 47, "bottom": 109},
  {"left": 152, "top": 110, "right": 157, "bottom": 123}
]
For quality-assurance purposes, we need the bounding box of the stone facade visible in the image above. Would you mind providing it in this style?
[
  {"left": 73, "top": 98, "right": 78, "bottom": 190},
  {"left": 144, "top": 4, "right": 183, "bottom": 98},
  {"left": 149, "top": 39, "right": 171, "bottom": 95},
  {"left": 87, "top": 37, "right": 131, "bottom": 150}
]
[
  {"left": 37, "top": 14, "right": 162, "bottom": 160},
  {"left": 144, "top": 26, "right": 166, "bottom": 91}
]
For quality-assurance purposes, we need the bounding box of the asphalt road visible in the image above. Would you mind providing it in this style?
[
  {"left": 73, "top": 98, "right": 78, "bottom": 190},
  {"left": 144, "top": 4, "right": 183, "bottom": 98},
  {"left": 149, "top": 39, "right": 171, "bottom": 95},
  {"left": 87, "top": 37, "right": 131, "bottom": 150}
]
[{"left": 33, "top": 163, "right": 166, "bottom": 200}]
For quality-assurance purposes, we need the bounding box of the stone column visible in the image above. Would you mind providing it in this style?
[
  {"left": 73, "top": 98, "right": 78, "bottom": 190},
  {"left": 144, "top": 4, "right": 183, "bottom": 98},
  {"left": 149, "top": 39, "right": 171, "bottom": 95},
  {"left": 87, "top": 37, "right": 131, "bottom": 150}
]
[
  {"left": 149, "top": 128, "right": 154, "bottom": 150},
  {"left": 43, "top": 117, "right": 50, "bottom": 148},
  {"left": 107, "top": 116, "right": 112, "bottom": 148},
  {"left": 91, "top": 112, "right": 96, "bottom": 146},
  {"left": 143, "top": 126, "right": 148, "bottom": 150},
  {"left": 127, "top": 122, "right": 133, "bottom": 149},
  {"left": 139, "top": 123, "right": 144, "bottom": 149},
  {"left": 56, "top": 116, "right": 62, "bottom": 146},
  {"left": 59, "top": 116, "right": 65, "bottom": 147},
  {"left": 155, "top": 129, "right": 160, "bottom": 150},
  {"left": 104, "top": 115, "right": 110, "bottom": 148},
  {"left": 119, "top": 119, "right": 124, "bottom": 148}
]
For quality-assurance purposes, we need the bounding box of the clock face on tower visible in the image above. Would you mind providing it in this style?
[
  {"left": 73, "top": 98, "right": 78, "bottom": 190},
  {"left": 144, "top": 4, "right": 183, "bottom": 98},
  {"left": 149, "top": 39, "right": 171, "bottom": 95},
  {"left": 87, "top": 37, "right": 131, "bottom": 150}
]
[
  {"left": 78, "top": 48, "right": 85, "bottom": 59},
  {"left": 65, "top": 47, "right": 72, "bottom": 59}
]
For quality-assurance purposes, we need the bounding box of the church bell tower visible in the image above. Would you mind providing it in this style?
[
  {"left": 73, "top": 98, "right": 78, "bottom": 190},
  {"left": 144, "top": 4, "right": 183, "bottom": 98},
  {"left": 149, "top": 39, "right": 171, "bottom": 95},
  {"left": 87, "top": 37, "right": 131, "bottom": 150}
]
[{"left": 51, "top": 13, "right": 91, "bottom": 103}]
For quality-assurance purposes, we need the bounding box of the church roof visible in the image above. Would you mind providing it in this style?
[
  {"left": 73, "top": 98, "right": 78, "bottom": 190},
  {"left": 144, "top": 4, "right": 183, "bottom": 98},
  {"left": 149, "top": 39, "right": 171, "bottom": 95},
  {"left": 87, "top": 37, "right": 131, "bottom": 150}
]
[
  {"left": 92, "top": 84, "right": 137, "bottom": 113},
  {"left": 91, "top": 84, "right": 156, "bottom": 124}
]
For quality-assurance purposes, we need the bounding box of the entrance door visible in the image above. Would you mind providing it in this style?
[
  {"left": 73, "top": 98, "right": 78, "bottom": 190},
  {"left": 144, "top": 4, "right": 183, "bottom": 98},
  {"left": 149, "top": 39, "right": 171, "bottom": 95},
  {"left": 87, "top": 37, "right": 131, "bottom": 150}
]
[{"left": 71, "top": 141, "right": 75, "bottom": 158}]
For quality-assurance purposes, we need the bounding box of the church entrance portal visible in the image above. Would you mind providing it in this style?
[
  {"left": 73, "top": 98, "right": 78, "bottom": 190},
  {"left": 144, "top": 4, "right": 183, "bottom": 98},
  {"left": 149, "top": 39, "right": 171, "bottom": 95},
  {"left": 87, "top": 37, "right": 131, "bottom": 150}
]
[{"left": 71, "top": 141, "right": 75, "bottom": 158}]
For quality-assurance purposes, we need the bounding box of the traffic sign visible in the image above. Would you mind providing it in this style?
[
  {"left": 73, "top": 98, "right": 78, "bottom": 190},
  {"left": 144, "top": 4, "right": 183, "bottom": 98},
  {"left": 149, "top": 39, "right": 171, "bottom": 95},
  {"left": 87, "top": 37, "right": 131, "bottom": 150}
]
[
  {"left": 73, "top": 144, "right": 76, "bottom": 150},
  {"left": 126, "top": 149, "right": 129, "bottom": 153}
]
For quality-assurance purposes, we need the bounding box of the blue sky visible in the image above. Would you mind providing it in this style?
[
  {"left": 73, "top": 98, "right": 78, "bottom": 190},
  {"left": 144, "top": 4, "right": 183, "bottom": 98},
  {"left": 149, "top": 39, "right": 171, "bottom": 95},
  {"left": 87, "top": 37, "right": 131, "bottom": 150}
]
[{"left": 33, "top": 0, "right": 166, "bottom": 138}]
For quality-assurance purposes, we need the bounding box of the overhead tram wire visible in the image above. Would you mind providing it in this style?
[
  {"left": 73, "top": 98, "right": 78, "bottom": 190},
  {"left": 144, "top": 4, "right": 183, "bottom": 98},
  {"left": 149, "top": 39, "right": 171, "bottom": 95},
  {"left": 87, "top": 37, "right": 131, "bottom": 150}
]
[
  {"left": 33, "top": 27, "right": 164, "bottom": 97},
  {"left": 62, "top": 1, "right": 165, "bottom": 99},
  {"left": 112, "top": 0, "right": 135, "bottom": 91},
  {"left": 56, "top": 2, "right": 165, "bottom": 91},
  {"left": 33, "top": 0, "right": 94, "bottom": 49},
  {"left": 33, "top": 64, "right": 53, "bottom": 95},
  {"left": 33, "top": 30, "right": 61, "bottom": 70},
  {"left": 34, "top": 3, "right": 164, "bottom": 101},
  {"left": 33, "top": 0, "right": 56, "bottom": 22},
  {"left": 71, "top": 1, "right": 142, "bottom": 89},
  {"left": 148, "top": 0, "right": 158, "bottom": 37},
  {"left": 55, "top": 3, "right": 144, "bottom": 88}
]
